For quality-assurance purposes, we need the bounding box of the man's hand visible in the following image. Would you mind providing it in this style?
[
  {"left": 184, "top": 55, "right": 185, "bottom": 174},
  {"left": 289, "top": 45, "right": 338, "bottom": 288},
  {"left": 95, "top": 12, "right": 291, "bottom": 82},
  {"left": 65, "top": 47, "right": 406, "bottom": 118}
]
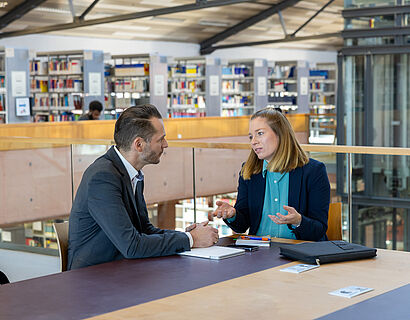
[
  {"left": 208, "top": 201, "right": 236, "bottom": 221},
  {"left": 190, "top": 222, "right": 219, "bottom": 248},
  {"left": 185, "top": 220, "right": 209, "bottom": 232},
  {"left": 268, "top": 205, "right": 302, "bottom": 225}
]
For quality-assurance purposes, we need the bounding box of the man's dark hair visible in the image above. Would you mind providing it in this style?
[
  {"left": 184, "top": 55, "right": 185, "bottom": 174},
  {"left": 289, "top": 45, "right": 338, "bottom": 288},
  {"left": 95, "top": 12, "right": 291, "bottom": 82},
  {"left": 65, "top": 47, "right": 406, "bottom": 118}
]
[
  {"left": 89, "top": 100, "right": 103, "bottom": 112},
  {"left": 114, "top": 104, "right": 162, "bottom": 151}
]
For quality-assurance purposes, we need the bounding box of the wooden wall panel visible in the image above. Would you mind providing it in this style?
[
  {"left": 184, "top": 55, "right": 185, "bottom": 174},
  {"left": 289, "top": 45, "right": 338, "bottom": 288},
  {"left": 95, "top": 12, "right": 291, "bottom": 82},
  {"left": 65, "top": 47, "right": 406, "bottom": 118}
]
[{"left": 0, "top": 147, "right": 72, "bottom": 225}]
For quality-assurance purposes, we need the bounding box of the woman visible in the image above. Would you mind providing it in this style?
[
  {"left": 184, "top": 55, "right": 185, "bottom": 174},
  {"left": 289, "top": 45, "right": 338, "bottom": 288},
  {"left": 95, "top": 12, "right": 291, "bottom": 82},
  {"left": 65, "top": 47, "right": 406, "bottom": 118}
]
[{"left": 209, "top": 107, "right": 330, "bottom": 241}]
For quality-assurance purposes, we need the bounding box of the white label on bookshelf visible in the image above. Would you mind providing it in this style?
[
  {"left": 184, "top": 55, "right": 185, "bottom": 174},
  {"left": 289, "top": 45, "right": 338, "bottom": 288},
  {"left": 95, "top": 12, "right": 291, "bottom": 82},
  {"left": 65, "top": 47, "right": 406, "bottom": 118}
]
[
  {"left": 29, "top": 49, "right": 36, "bottom": 59},
  {"left": 210, "top": 75, "right": 219, "bottom": 96},
  {"left": 84, "top": 51, "right": 93, "bottom": 60},
  {"left": 298, "top": 60, "right": 307, "bottom": 68},
  {"left": 1, "top": 231, "right": 11, "bottom": 242},
  {"left": 206, "top": 57, "right": 215, "bottom": 66},
  {"left": 257, "top": 76, "right": 267, "bottom": 96},
  {"left": 11, "top": 71, "right": 27, "bottom": 97},
  {"left": 89, "top": 72, "right": 102, "bottom": 96},
  {"left": 154, "top": 74, "right": 164, "bottom": 96},
  {"left": 255, "top": 59, "right": 263, "bottom": 67},
  {"left": 33, "top": 221, "right": 42, "bottom": 231},
  {"left": 16, "top": 97, "right": 30, "bottom": 116},
  {"left": 300, "top": 76, "right": 308, "bottom": 95},
  {"left": 104, "top": 52, "right": 112, "bottom": 60},
  {"left": 5, "top": 48, "right": 14, "bottom": 58}
]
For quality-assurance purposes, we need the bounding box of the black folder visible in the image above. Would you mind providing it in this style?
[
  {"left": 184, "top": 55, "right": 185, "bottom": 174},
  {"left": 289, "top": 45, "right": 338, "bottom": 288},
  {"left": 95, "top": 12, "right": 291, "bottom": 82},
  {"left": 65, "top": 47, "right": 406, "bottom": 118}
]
[{"left": 279, "top": 241, "right": 377, "bottom": 265}]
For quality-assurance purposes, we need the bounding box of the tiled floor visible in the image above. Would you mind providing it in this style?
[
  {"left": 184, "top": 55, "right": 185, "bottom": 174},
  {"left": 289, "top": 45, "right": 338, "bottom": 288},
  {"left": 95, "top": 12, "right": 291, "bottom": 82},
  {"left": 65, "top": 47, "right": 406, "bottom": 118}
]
[{"left": 0, "top": 249, "right": 59, "bottom": 283}]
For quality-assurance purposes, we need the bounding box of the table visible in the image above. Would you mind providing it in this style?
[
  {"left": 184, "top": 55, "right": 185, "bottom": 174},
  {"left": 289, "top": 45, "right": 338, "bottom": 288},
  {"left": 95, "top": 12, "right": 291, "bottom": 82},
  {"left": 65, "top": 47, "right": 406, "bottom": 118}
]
[{"left": 1, "top": 238, "right": 409, "bottom": 320}]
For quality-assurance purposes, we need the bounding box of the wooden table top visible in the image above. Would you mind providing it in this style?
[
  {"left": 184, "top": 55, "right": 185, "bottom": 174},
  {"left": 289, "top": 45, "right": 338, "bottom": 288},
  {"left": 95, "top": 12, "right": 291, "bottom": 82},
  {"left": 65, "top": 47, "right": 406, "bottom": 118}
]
[
  {"left": 1, "top": 239, "right": 409, "bottom": 320},
  {"left": 88, "top": 246, "right": 410, "bottom": 320}
]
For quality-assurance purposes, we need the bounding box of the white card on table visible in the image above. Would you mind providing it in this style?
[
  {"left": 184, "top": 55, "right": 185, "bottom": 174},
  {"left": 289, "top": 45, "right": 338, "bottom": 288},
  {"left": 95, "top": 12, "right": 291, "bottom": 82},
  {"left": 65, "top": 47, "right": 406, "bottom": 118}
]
[
  {"left": 329, "top": 286, "right": 373, "bottom": 298},
  {"left": 280, "top": 264, "right": 319, "bottom": 274}
]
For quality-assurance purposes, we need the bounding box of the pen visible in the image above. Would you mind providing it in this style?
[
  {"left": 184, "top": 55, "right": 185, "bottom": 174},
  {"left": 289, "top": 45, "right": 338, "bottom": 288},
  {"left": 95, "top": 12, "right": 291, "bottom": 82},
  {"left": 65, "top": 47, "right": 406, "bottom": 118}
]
[{"left": 240, "top": 236, "right": 270, "bottom": 241}]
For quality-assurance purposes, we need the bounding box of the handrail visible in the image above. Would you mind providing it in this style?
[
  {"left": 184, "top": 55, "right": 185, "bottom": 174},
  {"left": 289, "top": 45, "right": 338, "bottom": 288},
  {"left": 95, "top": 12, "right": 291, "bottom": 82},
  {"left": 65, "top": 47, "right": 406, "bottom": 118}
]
[{"left": 1, "top": 136, "right": 410, "bottom": 156}]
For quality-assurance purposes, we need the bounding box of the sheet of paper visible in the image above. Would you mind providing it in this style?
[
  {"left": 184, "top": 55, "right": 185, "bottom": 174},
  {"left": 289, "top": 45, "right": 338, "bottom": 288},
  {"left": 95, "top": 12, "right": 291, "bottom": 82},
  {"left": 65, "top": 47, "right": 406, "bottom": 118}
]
[
  {"left": 88, "top": 72, "right": 101, "bottom": 96},
  {"left": 12, "top": 71, "right": 27, "bottom": 97},
  {"left": 329, "top": 286, "right": 374, "bottom": 298},
  {"left": 280, "top": 264, "right": 319, "bottom": 274}
]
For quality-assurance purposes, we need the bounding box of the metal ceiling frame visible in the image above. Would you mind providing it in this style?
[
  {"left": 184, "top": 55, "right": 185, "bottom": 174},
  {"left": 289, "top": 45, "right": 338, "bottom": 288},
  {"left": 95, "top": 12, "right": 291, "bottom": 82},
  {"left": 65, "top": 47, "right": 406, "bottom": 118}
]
[
  {"left": 79, "top": 0, "right": 101, "bottom": 21},
  {"left": 290, "top": 0, "right": 335, "bottom": 37},
  {"left": 199, "top": 0, "right": 301, "bottom": 54},
  {"left": 0, "top": 0, "right": 47, "bottom": 30},
  {"left": 201, "top": 32, "right": 341, "bottom": 53},
  {"left": 0, "top": 0, "right": 256, "bottom": 39}
]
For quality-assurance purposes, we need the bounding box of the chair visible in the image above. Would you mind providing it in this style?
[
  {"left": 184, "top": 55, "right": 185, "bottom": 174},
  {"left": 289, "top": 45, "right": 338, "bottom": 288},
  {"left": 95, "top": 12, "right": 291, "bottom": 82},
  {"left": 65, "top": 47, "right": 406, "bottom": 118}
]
[
  {"left": 326, "top": 202, "right": 342, "bottom": 241},
  {"left": 53, "top": 221, "right": 69, "bottom": 272}
]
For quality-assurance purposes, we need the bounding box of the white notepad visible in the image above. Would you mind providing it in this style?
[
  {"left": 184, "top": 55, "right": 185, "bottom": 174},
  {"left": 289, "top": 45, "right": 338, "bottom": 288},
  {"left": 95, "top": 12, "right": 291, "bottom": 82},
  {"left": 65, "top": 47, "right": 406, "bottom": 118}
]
[{"left": 178, "top": 246, "right": 245, "bottom": 260}]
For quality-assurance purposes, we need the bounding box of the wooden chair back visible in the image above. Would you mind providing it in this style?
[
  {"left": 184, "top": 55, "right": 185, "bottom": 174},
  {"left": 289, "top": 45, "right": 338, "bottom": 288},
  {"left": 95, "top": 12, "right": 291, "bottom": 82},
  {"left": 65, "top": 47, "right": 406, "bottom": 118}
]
[
  {"left": 53, "top": 221, "right": 69, "bottom": 272},
  {"left": 326, "top": 202, "right": 342, "bottom": 241}
]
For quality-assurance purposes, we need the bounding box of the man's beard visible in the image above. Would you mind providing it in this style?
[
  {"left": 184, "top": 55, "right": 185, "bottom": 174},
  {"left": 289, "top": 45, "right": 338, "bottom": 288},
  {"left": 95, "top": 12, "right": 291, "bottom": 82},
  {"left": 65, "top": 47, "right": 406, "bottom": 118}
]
[{"left": 141, "top": 145, "right": 161, "bottom": 165}]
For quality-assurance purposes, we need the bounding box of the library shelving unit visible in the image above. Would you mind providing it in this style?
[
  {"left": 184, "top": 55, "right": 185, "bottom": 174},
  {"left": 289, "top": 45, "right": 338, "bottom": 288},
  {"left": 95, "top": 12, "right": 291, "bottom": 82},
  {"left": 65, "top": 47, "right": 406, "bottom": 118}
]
[
  {"left": 308, "top": 62, "right": 337, "bottom": 144},
  {"left": 0, "top": 220, "right": 59, "bottom": 252},
  {"left": 267, "top": 60, "right": 309, "bottom": 114},
  {"left": 23, "top": 220, "right": 58, "bottom": 250},
  {"left": 0, "top": 47, "right": 31, "bottom": 124},
  {"left": 221, "top": 60, "right": 255, "bottom": 117},
  {"left": 30, "top": 50, "right": 104, "bottom": 122},
  {"left": 105, "top": 54, "right": 168, "bottom": 119},
  {"left": 175, "top": 195, "right": 235, "bottom": 237},
  {"left": 167, "top": 56, "right": 221, "bottom": 118},
  {"left": 0, "top": 50, "right": 5, "bottom": 124}
]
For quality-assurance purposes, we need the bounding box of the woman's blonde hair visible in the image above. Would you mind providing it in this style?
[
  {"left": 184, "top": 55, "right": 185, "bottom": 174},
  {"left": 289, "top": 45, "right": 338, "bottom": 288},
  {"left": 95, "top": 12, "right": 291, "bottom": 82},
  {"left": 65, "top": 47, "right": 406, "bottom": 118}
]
[{"left": 241, "top": 107, "right": 309, "bottom": 180}]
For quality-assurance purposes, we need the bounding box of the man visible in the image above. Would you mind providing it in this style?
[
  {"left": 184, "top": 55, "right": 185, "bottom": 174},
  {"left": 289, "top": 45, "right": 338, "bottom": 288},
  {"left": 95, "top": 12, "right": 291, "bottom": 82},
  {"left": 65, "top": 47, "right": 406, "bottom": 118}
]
[
  {"left": 68, "top": 104, "right": 218, "bottom": 270},
  {"left": 78, "top": 100, "right": 103, "bottom": 120}
]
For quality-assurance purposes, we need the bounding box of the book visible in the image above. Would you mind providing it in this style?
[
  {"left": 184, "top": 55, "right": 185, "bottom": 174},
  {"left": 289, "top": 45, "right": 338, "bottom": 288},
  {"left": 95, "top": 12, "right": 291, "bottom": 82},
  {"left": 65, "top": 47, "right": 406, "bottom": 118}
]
[
  {"left": 235, "top": 239, "right": 270, "bottom": 247},
  {"left": 280, "top": 264, "right": 320, "bottom": 274},
  {"left": 178, "top": 246, "right": 245, "bottom": 260},
  {"left": 329, "top": 286, "right": 373, "bottom": 298}
]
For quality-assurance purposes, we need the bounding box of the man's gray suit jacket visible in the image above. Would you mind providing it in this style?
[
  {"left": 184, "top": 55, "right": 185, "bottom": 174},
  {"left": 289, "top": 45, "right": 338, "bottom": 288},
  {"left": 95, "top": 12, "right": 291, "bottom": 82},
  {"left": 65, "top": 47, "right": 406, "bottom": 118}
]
[{"left": 67, "top": 146, "right": 190, "bottom": 270}]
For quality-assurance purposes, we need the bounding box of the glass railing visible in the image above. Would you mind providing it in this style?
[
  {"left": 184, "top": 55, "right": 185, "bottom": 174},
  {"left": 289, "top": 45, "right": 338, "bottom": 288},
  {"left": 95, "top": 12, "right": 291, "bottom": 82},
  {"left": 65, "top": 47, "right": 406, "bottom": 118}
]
[{"left": 1, "top": 137, "right": 409, "bottom": 253}]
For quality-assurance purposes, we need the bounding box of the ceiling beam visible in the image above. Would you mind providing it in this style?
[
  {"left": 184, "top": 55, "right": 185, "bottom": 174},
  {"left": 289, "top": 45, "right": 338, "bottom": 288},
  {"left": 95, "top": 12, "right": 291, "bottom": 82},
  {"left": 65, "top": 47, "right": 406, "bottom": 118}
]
[
  {"left": 0, "top": 0, "right": 47, "bottom": 30},
  {"left": 79, "top": 0, "right": 101, "bottom": 21},
  {"left": 290, "top": 0, "right": 335, "bottom": 37},
  {"left": 68, "top": 0, "right": 76, "bottom": 22},
  {"left": 277, "top": 11, "right": 287, "bottom": 37},
  {"left": 201, "top": 32, "right": 341, "bottom": 54},
  {"left": 0, "top": 0, "right": 256, "bottom": 39},
  {"left": 200, "top": 0, "right": 301, "bottom": 54}
]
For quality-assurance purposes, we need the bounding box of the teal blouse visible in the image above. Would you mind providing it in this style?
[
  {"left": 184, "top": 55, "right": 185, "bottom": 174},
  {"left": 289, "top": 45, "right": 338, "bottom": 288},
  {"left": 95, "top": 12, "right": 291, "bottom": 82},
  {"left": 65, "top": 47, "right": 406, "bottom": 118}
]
[{"left": 256, "top": 160, "right": 296, "bottom": 239}]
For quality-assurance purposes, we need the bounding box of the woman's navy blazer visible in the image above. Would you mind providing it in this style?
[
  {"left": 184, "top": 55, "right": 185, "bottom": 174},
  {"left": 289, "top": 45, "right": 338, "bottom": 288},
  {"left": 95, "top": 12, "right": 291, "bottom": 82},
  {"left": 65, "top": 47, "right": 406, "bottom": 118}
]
[{"left": 225, "top": 158, "right": 330, "bottom": 241}]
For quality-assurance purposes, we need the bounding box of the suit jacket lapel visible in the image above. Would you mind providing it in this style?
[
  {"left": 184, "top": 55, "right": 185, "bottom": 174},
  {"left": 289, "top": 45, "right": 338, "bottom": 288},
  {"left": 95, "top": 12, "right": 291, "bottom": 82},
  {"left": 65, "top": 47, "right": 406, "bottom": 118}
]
[
  {"left": 253, "top": 173, "right": 266, "bottom": 232},
  {"left": 105, "top": 146, "right": 142, "bottom": 230},
  {"left": 289, "top": 166, "right": 303, "bottom": 212}
]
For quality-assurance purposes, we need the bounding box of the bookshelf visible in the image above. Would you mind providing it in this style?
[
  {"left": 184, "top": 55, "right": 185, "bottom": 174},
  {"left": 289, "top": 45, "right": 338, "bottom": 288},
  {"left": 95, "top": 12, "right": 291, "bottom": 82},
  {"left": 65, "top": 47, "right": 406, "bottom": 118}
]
[
  {"left": 0, "top": 50, "right": 5, "bottom": 124},
  {"left": 308, "top": 62, "right": 337, "bottom": 144},
  {"left": 221, "top": 59, "right": 268, "bottom": 117},
  {"left": 105, "top": 54, "right": 168, "bottom": 118},
  {"left": 30, "top": 50, "right": 104, "bottom": 122},
  {"left": 168, "top": 56, "right": 221, "bottom": 118},
  {"left": 267, "top": 60, "right": 309, "bottom": 114},
  {"left": 221, "top": 60, "right": 255, "bottom": 117},
  {"left": 168, "top": 57, "right": 206, "bottom": 118},
  {"left": 0, "top": 47, "right": 31, "bottom": 124},
  {"left": 175, "top": 195, "right": 235, "bottom": 237},
  {"left": 0, "top": 220, "right": 60, "bottom": 251}
]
